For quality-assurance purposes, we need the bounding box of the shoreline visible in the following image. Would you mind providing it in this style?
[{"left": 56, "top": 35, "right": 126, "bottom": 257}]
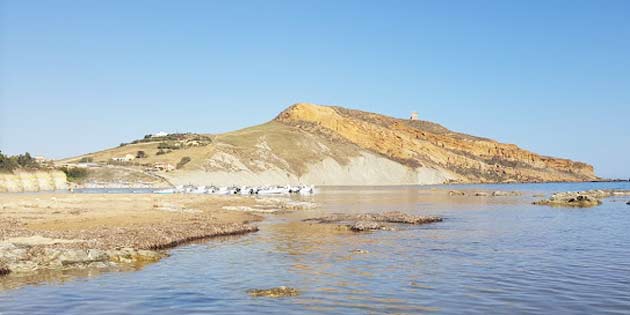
[
  {"left": 0, "top": 193, "right": 270, "bottom": 288},
  {"left": 8, "top": 179, "right": 630, "bottom": 196},
  {"left": 2, "top": 181, "right": 628, "bottom": 290}
]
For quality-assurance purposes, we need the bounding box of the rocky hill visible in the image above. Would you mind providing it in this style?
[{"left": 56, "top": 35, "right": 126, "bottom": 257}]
[{"left": 62, "top": 103, "right": 596, "bottom": 186}]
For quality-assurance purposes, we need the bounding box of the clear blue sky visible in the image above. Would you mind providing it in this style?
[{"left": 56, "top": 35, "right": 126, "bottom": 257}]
[{"left": 1, "top": 0, "right": 629, "bottom": 178}]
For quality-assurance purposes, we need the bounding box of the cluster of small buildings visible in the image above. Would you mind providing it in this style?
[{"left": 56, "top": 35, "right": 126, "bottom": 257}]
[
  {"left": 152, "top": 162, "right": 175, "bottom": 172},
  {"left": 111, "top": 154, "right": 136, "bottom": 162},
  {"left": 110, "top": 155, "right": 175, "bottom": 172}
]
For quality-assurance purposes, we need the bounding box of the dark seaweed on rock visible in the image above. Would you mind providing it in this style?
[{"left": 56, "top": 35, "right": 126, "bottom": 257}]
[{"left": 247, "top": 286, "right": 299, "bottom": 298}]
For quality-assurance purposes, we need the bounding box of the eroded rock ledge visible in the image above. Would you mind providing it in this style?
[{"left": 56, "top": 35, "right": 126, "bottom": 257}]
[
  {"left": 0, "top": 193, "right": 261, "bottom": 282},
  {"left": 303, "top": 211, "right": 442, "bottom": 232},
  {"left": 0, "top": 242, "right": 165, "bottom": 274}
]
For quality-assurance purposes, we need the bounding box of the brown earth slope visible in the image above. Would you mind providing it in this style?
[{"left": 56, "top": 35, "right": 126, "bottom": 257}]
[{"left": 61, "top": 103, "right": 596, "bottom": 186}]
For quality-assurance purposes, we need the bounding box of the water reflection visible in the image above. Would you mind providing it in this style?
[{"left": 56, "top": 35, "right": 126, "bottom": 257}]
[
  {"left": 0, "top": 264, "right": 142, "bottom": 291},
  {"left": 0, "top": 182, "right": 629, "bottom": 314}
]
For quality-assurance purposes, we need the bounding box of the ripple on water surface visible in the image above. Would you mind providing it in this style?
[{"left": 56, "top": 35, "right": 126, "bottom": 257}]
[{"left": 1, "top": 182, "right": 630, "bottom": 314}]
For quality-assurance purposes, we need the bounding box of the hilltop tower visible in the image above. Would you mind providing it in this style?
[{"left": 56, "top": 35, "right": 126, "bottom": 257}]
[{"left": 410, "top": 112, "right": 419, "bottom": 121}]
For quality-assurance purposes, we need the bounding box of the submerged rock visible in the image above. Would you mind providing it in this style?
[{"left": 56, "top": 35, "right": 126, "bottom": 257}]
[
  {"left": 448, "top": 190, "right": 466, "bottom": 196},
  {"left": 474, "top": 192, "right": 489, "bottom": 197},
  {"left": 627, "top": 201, "right": 630, "bottom": 205},
  {"left": 247, "top": 286, "right": 299, "bottom": 298},
  {"left": 107, "top": 248, "right": 165, "bottom": 264},
  {"left": 350, "top": 249, "right": 369, "bottom": 254},
  {"left": 492, "top": 191, "right": 521, "bottom": 197}
]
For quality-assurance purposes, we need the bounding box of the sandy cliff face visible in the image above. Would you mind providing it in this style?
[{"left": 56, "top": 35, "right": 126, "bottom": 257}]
[
  {"left": 165, "top": 151, "right": 453, "bottom": 186},
  {"left": 274, "top": 103, "right": 596, "bottom": 183},
  {"left": 0, "top": 170, "right": 68, "bottom": 192}
]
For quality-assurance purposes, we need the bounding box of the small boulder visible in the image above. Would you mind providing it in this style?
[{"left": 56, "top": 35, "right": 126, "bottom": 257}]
[
  {"left": 448, "top": 190, "right": 466, "bottom": 196},
  {"left": 474, "top": 192, "right": 489, "bottom": 197}
]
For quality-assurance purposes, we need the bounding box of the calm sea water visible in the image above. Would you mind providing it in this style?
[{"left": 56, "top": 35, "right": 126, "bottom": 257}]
[{"left": 1, "top": 182, "right": 629, "bottom": 314}]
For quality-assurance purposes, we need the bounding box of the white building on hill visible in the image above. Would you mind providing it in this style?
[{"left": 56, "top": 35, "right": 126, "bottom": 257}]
[{"left": 152, "top": 131, "right": 168, "bottom": 138}]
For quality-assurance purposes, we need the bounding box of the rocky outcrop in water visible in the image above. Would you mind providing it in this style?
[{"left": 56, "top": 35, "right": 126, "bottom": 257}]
[
  {"left": 533, "top": 190, "right": 630, "bottom": 208},
  {"left": 247, "top": 286, "right": 299, "bottom": 298},
  {"left": 447, "top": 190, "right": 521, "bottom": 197},
  {"left": 304, "top": 211, "right": 442, "bottom": 232}
]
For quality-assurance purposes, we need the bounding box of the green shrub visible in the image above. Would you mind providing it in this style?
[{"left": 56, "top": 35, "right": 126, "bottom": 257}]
[
  {"left": 136, "top": 151, "right": 147, "bottom": 158},
  {"left": 176, "top": 156, "right": 191, "bottom": 169},
  {"left": 16, "top": 152, "right": 37, "bottom": 168},
  {"left": 0, "top": 151, "right": 18, "bottom": 173},
  {"left": 78, "top": 157, "right": 94, "bottom": 163},
  {"left": 158, "top": 142, "right": 183, "bottom": 150},
  {"left": 0, "top": 151, "right": 41, "bottom": 172},
  {"left": 60, "top": 166, "right": 90, "bottom": 182}
]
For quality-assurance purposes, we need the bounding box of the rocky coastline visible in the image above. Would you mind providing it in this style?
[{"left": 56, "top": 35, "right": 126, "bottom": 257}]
[{"left": 0, "top": 193, "right": 264, "bottom": 285}]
